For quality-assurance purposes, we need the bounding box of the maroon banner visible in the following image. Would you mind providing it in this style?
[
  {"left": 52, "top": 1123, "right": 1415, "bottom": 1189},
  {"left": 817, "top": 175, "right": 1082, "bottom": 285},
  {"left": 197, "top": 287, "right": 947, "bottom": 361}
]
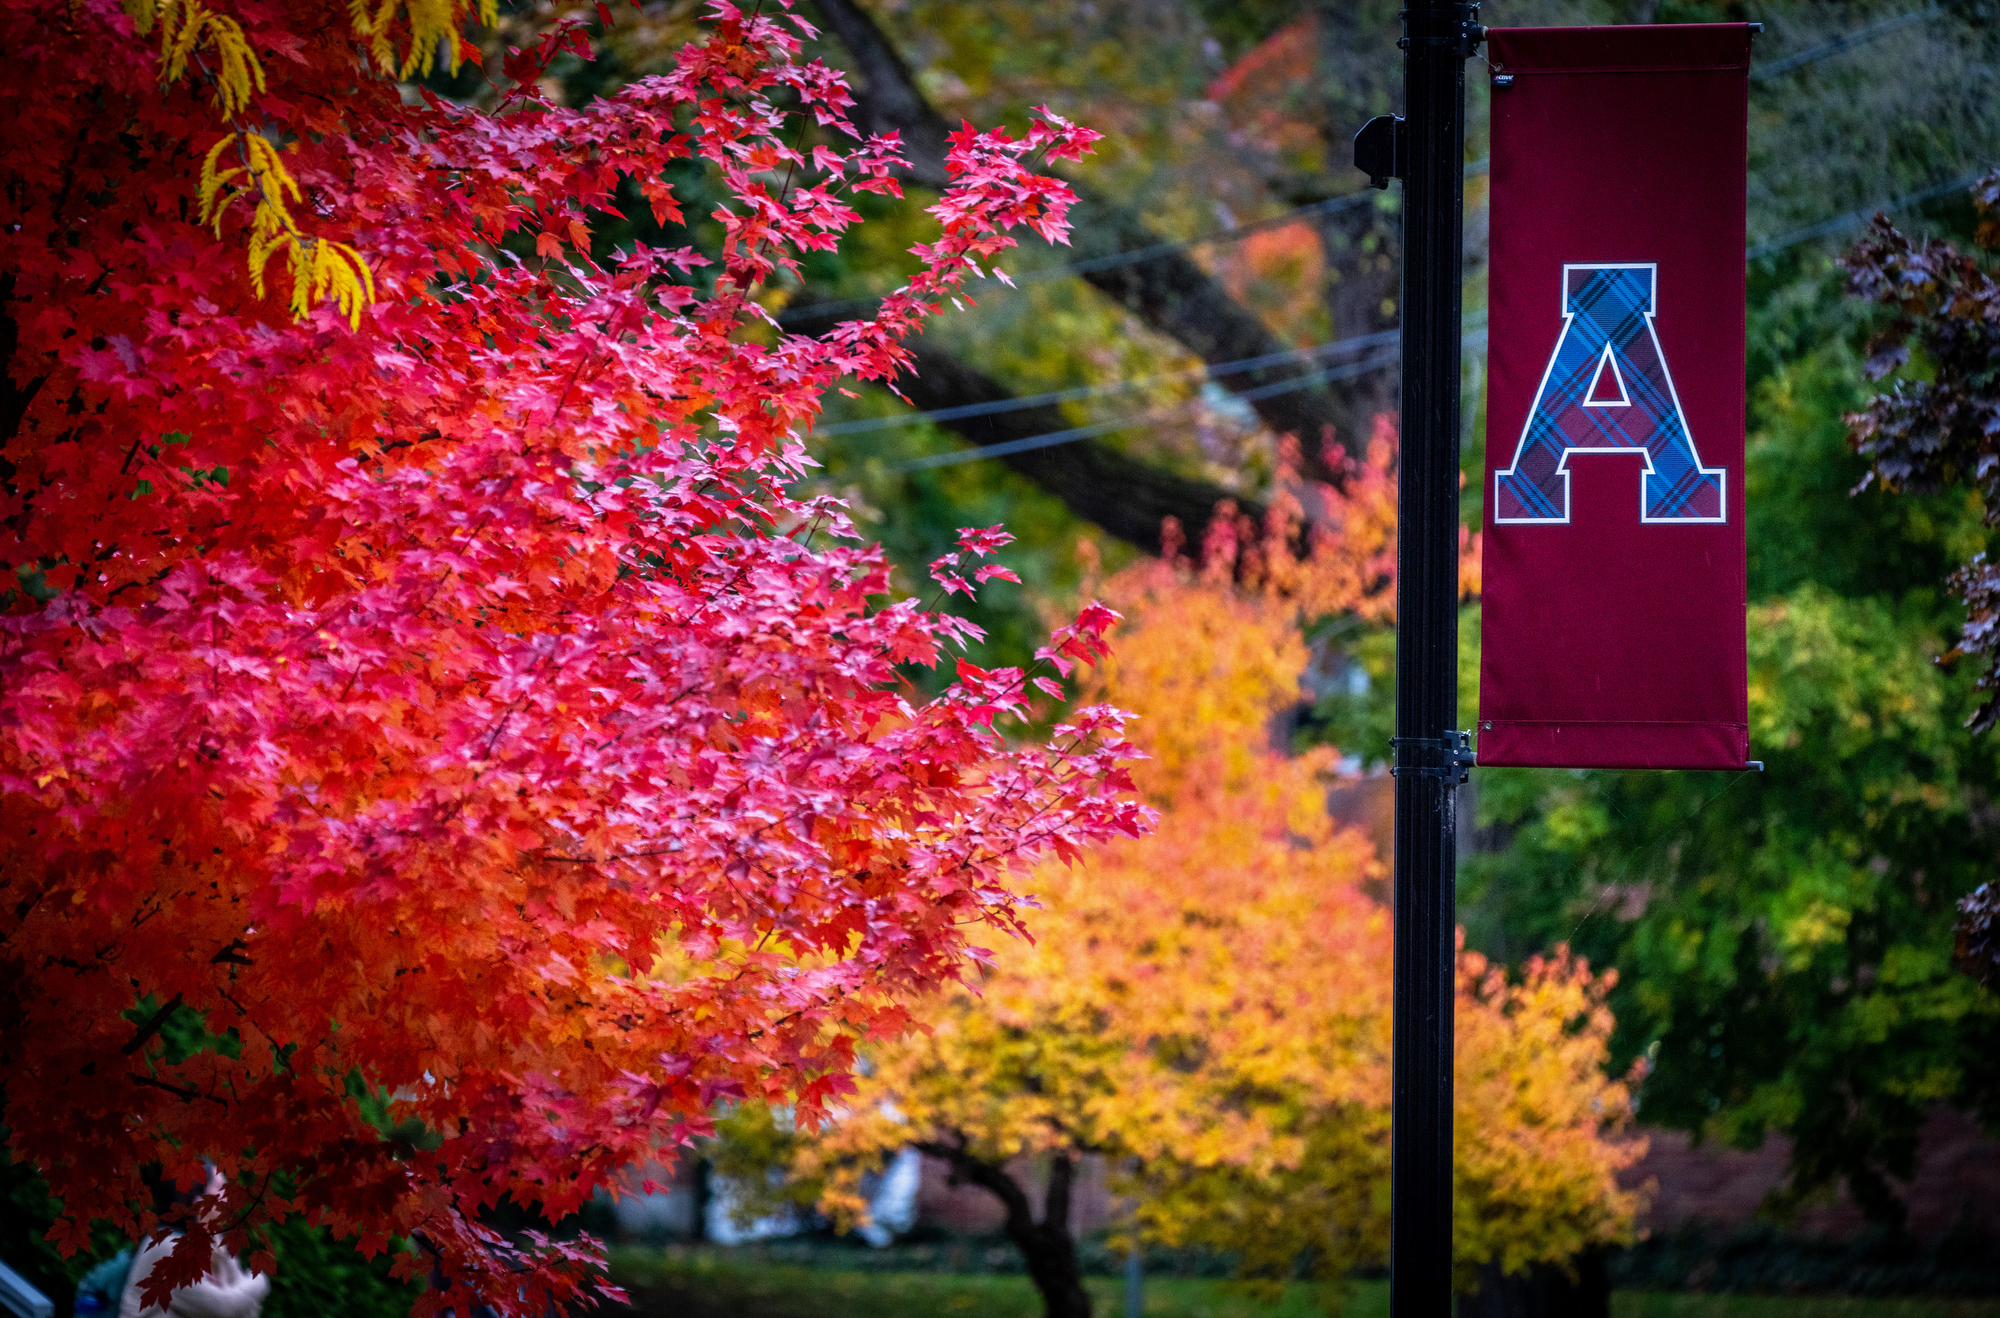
[{"left": 1477, "top": 24, "right": 1751, "bottom": 770}]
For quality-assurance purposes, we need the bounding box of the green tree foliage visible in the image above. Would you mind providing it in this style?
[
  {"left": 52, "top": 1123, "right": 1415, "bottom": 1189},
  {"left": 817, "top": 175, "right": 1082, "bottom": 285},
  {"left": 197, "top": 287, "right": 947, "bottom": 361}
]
[
  {"left": 1462, "top": 585, "right": 2000, "bottom": 1225},
  {"left": 1744, "top": 270, "right": 1989, "bottom": 603},
  {"left": 257, "top": 1222, "right": 420, "bottom": 1318}
]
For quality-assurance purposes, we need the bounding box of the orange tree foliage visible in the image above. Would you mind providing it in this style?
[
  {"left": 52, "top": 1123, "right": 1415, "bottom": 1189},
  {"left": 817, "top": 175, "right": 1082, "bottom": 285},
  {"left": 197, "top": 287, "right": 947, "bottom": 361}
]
[
  {"left": 0, "top": 2, "right": 1148, "bottom": 1313},
  {"left": 747, "top": 435, "right": 1635, "bottom": 1314}
]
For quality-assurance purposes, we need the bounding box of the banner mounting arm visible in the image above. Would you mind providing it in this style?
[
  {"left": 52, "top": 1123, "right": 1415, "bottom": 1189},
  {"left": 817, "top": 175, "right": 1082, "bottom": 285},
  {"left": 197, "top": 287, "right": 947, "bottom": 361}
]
[{"left": 1389, "top": 732, "right": 1478, "bottom": 784}]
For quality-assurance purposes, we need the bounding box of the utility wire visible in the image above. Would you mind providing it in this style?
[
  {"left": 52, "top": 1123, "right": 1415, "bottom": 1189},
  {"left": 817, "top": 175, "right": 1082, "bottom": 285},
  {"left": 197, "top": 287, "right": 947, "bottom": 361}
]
[
  {"left": 775, "top": 187, "right": 1395, "bottom": 326},
  {"left": 786, "top": 11, "right": 1940, "bottom": 329},
  {"left": 886, "top": 350, "right": 1411, "bottom": 473},
  {"left": 1749, "top": 6, "right": 1940, "bottom": 82},
  {"left": 875, "top": 164, "right": 1981, "bottom": 475},
  {"left": 779, "top": 166, "right": 1491, "bottom": 327},
  {"left": 816, "top": 329, "right": 1402, "bottom": 437},
  {"left": 1748, "top": 169, "right": 1988, "bottom": 258},
  {"left": 883, "top": 323, "right": 1489, "bottom": 474}
]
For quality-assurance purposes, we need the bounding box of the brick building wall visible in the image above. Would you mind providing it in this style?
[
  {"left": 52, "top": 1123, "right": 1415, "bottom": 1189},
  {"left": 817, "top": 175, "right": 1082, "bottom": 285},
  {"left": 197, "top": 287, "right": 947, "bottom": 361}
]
[
  {"left": 606, "top": 1107, "right": 1994, "bottom": 1246},
  {"left": 913, "top": 1153, "right": 1119, "bottom": 1236},
  {"left": 909, "top": 1106, "right": 1997, "bottom": 1243},
  {"left": 1625, "top": 1106, "right": 1997, "bottom": 1241}
]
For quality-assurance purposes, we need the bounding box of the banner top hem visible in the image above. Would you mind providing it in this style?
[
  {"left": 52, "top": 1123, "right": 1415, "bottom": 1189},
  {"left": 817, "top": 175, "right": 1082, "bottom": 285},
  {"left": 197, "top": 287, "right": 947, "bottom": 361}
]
[{"left": 1486, "top": 22, "right": 1754, "bottom": 75}]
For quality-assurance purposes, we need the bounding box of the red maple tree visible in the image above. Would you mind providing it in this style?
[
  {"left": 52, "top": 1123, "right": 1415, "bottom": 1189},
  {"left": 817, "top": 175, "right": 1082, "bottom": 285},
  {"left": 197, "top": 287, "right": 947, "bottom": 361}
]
[{"left": 0, "top": 2, "right": 1142, "bottom": 1311}]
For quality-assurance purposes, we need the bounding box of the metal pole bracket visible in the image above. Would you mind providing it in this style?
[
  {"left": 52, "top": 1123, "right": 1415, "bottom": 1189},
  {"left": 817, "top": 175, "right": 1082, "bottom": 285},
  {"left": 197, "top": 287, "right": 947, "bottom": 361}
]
[
  {"left": 1389, "top": 730, "right": 1477, "bottom": 784},
  {"left": 1398, "top": 2, "right": 1484, "bottom": 56}
]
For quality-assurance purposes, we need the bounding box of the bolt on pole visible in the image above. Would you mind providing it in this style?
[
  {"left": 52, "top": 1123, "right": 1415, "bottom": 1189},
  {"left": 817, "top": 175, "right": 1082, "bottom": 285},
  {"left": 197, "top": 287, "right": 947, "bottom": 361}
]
[{"left": 1387, "top": 3, "right": 1475, "bottom": 1314}]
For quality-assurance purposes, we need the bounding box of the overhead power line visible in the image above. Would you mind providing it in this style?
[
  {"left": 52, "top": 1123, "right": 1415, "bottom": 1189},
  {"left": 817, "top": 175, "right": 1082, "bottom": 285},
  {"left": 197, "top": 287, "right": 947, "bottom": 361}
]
[
  {"left": 1750, "top": 6, "right": 1940, "bottom": 82},
  {"left": 780, "top": 165, "right": 1493, "bottom": 327},
  {"left": 777, "top": 188, "right": 1393, "bottom": 326},
  {"left": 875, "top": 167, "right": 1983, "bottom": 475},
  {"left": 784, "top": 11, "right": 1940, "bottom": 328},
  {"left": 886, "top": 348, "right": 1414, "bottom": 473},
  {"left": 880, "top": 319, "right": 1488, "bottom": 474},
  {"left": 1748, "top": 169, "right": 1989, "bottom": 258},
  {"left": 816, "top": 330, "right": 1401, "bottom": 437}
]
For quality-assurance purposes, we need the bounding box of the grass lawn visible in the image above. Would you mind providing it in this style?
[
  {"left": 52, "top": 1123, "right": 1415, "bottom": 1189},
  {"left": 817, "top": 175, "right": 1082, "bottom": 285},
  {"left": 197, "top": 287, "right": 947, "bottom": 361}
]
[
  {"left": 611, "top": 1250, "right": 1350, "bottom": 1318},
  {"left": 608, "top": 1248, "right": 2000, "bottom": 1318},
  {"left": 1614, "top": 1300, "right": 2000, "bottom": 1318}
]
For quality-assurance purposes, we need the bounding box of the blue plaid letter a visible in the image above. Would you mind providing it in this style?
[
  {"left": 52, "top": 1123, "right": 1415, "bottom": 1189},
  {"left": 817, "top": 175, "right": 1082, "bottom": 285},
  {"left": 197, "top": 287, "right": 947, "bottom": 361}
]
[{"left": 1493, "top": 264, "right": 1724, "bottom": 524}]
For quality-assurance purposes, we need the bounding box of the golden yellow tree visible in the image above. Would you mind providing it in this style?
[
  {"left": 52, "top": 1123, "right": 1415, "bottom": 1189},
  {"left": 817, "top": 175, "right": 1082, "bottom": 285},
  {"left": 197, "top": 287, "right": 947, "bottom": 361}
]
[{"left": 736, "top": 432, "right": 1638, "bottom": 1318}]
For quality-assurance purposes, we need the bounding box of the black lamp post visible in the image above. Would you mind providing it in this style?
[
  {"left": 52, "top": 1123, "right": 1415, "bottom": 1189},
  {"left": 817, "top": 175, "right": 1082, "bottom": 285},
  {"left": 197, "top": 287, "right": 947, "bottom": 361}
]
[{"left": 1356, "top": 4, "right": 1480, "bottom": 1313}]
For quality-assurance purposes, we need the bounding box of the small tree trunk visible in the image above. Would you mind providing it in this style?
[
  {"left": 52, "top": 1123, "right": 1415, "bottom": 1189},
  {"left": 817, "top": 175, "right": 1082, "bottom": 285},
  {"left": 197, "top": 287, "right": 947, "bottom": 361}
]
[
  {"left": 1457, "top": 1249, "right": 1610, "bottom": 1318},
  {"left": 691, "top": 1155, "right": 711, "bottom": 1243},
  {"left": 1015, "top": 1155, "right": 1092, "bottom": 1318},
  {"left": 916, "top": 1140, "right": 1093, "bottom": 1318}
]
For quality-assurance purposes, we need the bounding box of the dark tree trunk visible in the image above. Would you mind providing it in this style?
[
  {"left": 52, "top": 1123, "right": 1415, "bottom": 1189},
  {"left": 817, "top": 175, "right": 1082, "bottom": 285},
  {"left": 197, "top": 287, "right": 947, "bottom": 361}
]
[
  {"left": 1308, "top": 196, "right": 1402, "bottom": 434},
  {"left": 691, "top": 1155, "right": 712, "bottom": 1243},
  {"left": 896, "top": 339, "right": 1260, "bottom": 555},
  {"left": 1457, "top": 1250, "right": 1611, "bottom": 1318},
  {"left": 784, "top": 289, "right": 1256, "bottom": 551},
  {"left": 1, "top": 278, "right": 48, "bottom": 449},
  {"left": 1304, "top": 0, "right": 1415, "bottom": 438},
  {"left": 808, "top": 0, "right": 1374, "bottom": 490},
  {"left": 916, "top": 1141, "right": 1093, "bottom": 1318}
]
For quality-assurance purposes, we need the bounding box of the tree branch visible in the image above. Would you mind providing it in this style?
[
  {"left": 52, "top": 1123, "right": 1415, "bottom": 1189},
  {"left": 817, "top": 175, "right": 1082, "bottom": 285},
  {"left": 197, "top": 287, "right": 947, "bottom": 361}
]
[
  {"left": 808, "top": 0, "right": 952, "bottom": 181},
  {"left": 0, "top": 278, "right": 49, "bottom": 448},
  {"left": 912, "top": 1139, "right": 1038, "bottom": 1241},
  {"left": 1043, "top": 1152, "right": 1074, "bottom": 1238},
  {"left": 892, "top": 337, "right": 1260, "bottom": 553},
  {"left": 122, "top": 992, "right": 184, "bottom": 1056},
  {"left": 810, "top": 0, "right": 1378, "bottom": 487},
  {"left": 129, "top": 1072, "right": 227, "bottom": 1108},
  {"left": 912, "top": 1136, "right": 1093, "bottom": 1318}
]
